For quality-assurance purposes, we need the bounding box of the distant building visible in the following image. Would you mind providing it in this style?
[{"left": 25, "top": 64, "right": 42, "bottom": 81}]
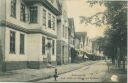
[
  {"left": 73, "top": 32, "right": 87, "bottom": 62},
  {"left": 92, "top": 40, "right": 104, "bottom": 59},
  {"left": 84, "top": 37, "right": 93, "bottom": 54},
  {"left": 0, "top": 0, "right": 61, "bottom": 71},
  {"left": 75, "top": 32, "right": 87, "bottom": 56},
  {"left": 56, "top": 0, "right": 69, "bottom": 65},
  {"left": 72, "top": 36, "right": 80, "bottom": 62},
  {"left": 68, "top": 18, "right": 75, "bottom": 63}
]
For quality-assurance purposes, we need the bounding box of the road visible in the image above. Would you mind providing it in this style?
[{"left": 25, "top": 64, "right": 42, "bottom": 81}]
[{"left": 37, "top": 60, "right": 108, "bottom": 82}]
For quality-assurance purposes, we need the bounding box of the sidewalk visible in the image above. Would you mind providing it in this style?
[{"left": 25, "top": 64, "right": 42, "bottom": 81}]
[
  {"left": 0, "top": 61, "right": 95, "bottom": 82},
  {"left": 103, "top": 60, "right": 127, "bottom": 83}
]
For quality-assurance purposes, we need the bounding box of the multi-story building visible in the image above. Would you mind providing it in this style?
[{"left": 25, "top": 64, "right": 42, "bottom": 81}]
[
  {"left": 68, "top": 18, "right": 75, "bottom": 63},
  {"left": 0, "top": 0, "right": 61, "bottom": 71},
  {"left": 72, "top": 32, "right": 87, "bottom": 62},
  {"left": 84, "top": 37, "right": 93, "bottom": 54},
  {"left": 75, "top": 32, "right": 87, "bottom": 57},
  {"left": 72, "top": 36, "right": 80, "bottom": 62},
  {"left": 92, "top": 39, "right": 104, "bottom": 60},
  {"left": 56, "top": 0, "right": 69, "bottom": 65}
]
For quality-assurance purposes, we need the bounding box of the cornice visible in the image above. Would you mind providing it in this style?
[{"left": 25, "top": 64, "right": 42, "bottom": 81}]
[{"left": 0, "top": 20, "right": 57, "bottom": 39}]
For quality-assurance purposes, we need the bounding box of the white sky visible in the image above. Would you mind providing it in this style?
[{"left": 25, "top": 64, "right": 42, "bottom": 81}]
[{"left": 65, "top": 0, "right": 107, "bottom": 39}]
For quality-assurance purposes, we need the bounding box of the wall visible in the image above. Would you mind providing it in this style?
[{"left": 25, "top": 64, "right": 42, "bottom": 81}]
[
  {"left": 56, "top": 40, "right": 62, "bottom": 65},
  {"left": 27, "top": 34, "right": 56, "bottom": 62},
  {"left": 64, "top": 45, "right": 69, "bottom": 64},
  {"left": 0, "top": 0, "right": 6, "bottom": 21},
  {"left": 57, "top": 19, "right": 62, "bottom": 39},
  {"left": 4, "top": 27, "right": 28, "bottom": 61},
  {"left": 27, "top": 34, "right": 42, "bottom": 61},
  {"left": 0, "top": 26, "right": 5, "bottom": 63},
  {"left": 4, "top": 27, "right": 57, "bottom": 69}
]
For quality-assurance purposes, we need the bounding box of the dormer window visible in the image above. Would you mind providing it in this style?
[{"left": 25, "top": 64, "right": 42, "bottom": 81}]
[
  {"left": 11, "top": 0, "right": 16, "bottom": 18},
  {"left": 30, "top": 6, "right": 38, "bottom": 23}
]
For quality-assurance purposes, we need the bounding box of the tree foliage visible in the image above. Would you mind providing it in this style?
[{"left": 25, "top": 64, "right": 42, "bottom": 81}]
[{"left": 81, "top": 1, "right": 127, "bottom": 63}]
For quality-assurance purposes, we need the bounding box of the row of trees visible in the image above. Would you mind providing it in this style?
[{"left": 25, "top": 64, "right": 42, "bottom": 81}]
[{"left": 80, "top": 1, "right": 127, "bottom": 71}]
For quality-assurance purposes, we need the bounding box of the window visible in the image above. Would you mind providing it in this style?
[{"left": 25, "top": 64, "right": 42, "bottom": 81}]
[
  {"left": 20, "top": 3, "right": 25, "bottom": 22},
  {"left": 30, "top": 6, "right": 37, "bottom": 23},
  {"left": 51, "top": 16, "right": 55, "bottom": 30},
  {"left": 20, "top": 34, "right": 25, "bottom": 54},
  {"left": 48, "top": 13, "right": 51, "bottom": 28},
  {"left": 10, "top": 31, "right": 16, "bottom": 54},
  {"left": 52, "top": 40, "right": 55, "bottom": 55},
  {"left": 11, "top": 0, "right": 16, "bottom": 18},
  {"left": 43, "top": 9, "right": 46, "bottom": 26},
  {"left": 42, "top": 36, "right": 45, "bottom": 54}
]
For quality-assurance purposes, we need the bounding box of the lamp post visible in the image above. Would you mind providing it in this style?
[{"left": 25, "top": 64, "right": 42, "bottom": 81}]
[{"left": 54, "top": 68, "right": 58, "bottom": 81}]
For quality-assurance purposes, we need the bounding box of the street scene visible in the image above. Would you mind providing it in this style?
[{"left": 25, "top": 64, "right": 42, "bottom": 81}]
[
  {"left": 0, "top": 0, "right": 127, "bottom": 83},
  {"left": 38, "top": 60, "right": 108, "bottom": 82}
]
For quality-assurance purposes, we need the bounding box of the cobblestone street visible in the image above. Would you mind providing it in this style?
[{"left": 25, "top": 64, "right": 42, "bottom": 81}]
[
  {"left": 38, "top": 60, "right": 108, "bottom": 82},
  {"left": 0, "top": 61, "right": 94, "bottom": 82}
]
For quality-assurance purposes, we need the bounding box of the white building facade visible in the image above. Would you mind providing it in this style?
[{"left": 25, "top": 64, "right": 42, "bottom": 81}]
[{"left": 0, "top": 0, "right": 61, "bottom": 71}]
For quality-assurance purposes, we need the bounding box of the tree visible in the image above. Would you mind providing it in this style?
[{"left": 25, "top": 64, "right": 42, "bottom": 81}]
[{"left": 80, "top": 1, "right": 127, "bottom": 71}]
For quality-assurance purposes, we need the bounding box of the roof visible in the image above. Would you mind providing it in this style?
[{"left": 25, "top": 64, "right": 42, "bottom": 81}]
[{"left": 23, "top": 0, "right": 61, "bottom": 16}]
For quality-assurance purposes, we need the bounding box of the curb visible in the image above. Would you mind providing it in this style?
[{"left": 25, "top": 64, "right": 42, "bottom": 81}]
[{"left": 27, "top": 62, "right": 95, "bottom": 82}]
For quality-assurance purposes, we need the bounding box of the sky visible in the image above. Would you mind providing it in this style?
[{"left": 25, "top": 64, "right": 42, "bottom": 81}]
[{"left": 65, "top": 0, "right": 107, "bottom": 39}]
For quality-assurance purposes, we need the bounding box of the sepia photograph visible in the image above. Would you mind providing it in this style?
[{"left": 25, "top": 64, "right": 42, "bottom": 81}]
[{"left": 0, "top": 0, "right": 127, "bottom": 82}]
